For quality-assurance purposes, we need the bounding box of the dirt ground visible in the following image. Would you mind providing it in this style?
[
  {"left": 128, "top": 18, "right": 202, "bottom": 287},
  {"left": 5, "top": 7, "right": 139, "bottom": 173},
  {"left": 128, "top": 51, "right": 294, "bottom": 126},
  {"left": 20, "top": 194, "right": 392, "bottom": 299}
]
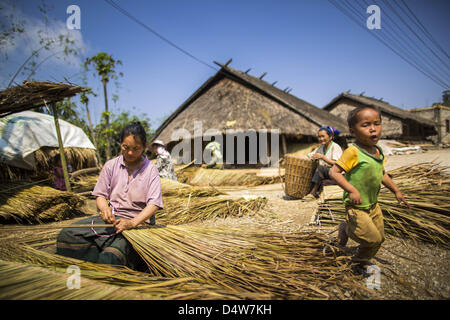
[{"left": 214, "top": 148, "right": 450, "bottom": 300}]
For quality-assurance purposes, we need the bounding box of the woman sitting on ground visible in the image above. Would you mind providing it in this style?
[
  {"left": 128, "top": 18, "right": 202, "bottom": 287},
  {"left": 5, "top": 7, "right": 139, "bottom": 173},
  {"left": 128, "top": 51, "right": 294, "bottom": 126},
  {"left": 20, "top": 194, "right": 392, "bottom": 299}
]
[
  {"left": 56, "top": 122, "right": 163, "bottom": 270},
  {"left": 303, "top": 126, "right": 343, "bottom": 200}
]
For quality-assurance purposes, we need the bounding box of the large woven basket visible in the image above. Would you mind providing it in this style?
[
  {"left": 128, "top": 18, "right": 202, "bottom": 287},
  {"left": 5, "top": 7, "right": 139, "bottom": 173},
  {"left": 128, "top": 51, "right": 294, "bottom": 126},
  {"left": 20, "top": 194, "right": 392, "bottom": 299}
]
[{"left": 283, "top": 155, "right": 318, "bottom": 199}]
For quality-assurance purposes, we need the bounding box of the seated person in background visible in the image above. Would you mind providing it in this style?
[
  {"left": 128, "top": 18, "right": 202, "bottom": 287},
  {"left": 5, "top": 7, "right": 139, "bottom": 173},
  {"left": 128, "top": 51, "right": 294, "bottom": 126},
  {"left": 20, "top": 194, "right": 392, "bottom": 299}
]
[
  {"left": 52, "top": 153, "right": 72, "bottom": 191},
  {"left": 201, "top": 141, "right": 224, "bottom": 169},
  {"left": 303, "top": 126, "right": 343, "bottom": 200},
  {"left": 151, "top": 140, "right": 177, "bottom": 181}
]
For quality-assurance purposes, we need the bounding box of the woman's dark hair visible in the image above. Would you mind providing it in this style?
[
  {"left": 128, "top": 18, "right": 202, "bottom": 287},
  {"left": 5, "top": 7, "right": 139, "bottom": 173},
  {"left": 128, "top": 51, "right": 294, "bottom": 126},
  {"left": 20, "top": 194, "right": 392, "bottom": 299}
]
[
  {"left": 347, "top": 105, "right": 381, "bottom": 128},
  {"left": 119, "top": 122, "right": 147, "bottom": 146}
]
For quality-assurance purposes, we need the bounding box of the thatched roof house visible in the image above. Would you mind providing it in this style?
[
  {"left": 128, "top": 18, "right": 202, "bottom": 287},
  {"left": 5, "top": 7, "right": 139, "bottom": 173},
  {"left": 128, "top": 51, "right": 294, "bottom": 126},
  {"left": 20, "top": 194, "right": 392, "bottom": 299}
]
[
  {"left": 323, "top": 92, "right": 438, "bottom": 140},
  {"left": 153, "top": 62, "right": 348, "bottom": 165}
]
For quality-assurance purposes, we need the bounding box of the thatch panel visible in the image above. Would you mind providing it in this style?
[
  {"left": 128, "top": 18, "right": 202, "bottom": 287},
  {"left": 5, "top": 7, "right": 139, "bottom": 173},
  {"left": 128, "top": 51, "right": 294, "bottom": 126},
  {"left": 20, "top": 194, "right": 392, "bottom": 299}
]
[
  {"left": 0, "top": 81, "right": 87, "bottom": 118},
  {"left": 157, "top": 78, "right": 320, "bottom": 143}
]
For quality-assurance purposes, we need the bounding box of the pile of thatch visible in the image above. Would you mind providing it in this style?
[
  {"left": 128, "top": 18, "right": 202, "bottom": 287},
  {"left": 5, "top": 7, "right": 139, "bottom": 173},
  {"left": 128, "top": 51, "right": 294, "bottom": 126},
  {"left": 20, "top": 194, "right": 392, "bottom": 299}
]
[
  {"left": 0, "top": 184, "right": 84, "bottom": 224},
  {"left": 0, "top": 147, "right": 98, "bottom": 182},
  {"left": 156, "top": 196, "right": 268, "bottom": 225},
  {"left": 0, "top": 81, "right": 86, "bottom": 118},
  {"left": 122, "top": 225, "right": 372, "bottom": 299},
  {"left": 0, "top": 243, "right": 260, "bottom": 300},
  {"left": 177, "top": 166, "right": 281, "bottom": 187},
  {"left": 71, "top": 174, "right": 99, "bottom": 193},
  {"left": 160, "top": 178, "right": 223, "bottom": 197},
  {"left": 317, "top": 163, "right": 450, "bottom": 248},
  {"left": 35, "top": 147, "right": 98, "bottom": 172}
]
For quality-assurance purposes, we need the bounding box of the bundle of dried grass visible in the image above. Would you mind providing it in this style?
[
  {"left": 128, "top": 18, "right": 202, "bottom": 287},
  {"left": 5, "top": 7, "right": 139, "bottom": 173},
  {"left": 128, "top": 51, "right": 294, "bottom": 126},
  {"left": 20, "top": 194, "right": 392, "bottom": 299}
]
[
  {"left": 177, "top": 167, "right": 281, "bottom": 186},
  {"left": 0, "top": 147, "right": 98, "bottom": 182},
  {"left": 0, "top": 243, "right": 268, "bottom": 299},
  {"left": 317, "top": 163, "right": 450, "bottom": 248},
  {"left": 0, "top": 259, "right": 153, "bottom": 300},
  {"left": 35, "top": 146, "right": 98, "bottom": 172},
  {"left": 160, "top": 178, "right": 223, "bottom": 197},
  {"left": 71, "top": 174, "right": 99, "bottom": 193},
  {"left": 123, "top": 225, "right": 373, "bottom": 299},
  {"left": 156, "top": 196, "right": 268, "bottom": 225},
  {"left": 0, "top": 185, "right": 84, "bottom": 224},
  {"left": 0, "top": 164, "right": 37, "bottom": 182}
]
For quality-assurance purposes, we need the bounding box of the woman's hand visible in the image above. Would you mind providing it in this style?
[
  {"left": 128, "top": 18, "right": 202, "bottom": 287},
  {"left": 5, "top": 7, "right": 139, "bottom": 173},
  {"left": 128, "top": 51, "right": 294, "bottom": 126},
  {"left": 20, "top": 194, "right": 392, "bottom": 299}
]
[
  {"left": 113, "top": 218, "right": 137, "bottom": 233},
  {"left": 311, "top": 153, "right": 323, "bottom": 160},
  {"left": 100, "top": 207, "right": 116, "bottom": 224},
  {"left": 395, "top": 191, "right": 410, "bottom": 208},
  {"left": 348, "top": 191, "right": 362, "bottom": 205}
]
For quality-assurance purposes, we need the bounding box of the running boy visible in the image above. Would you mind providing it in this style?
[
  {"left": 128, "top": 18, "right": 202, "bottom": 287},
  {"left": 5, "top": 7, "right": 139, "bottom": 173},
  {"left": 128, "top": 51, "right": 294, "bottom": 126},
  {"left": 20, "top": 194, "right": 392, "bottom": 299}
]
[{"left": 329, "top": 105, "right": 409, "bottom": 272}]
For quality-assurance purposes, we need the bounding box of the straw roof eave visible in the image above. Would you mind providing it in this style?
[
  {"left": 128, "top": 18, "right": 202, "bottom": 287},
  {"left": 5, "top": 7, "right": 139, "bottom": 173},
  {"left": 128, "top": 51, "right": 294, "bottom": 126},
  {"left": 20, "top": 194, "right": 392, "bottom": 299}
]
[
  {"left": 323, "top": 92, "right": 438, "bottom": 127},
  {"left": 0, "top": 81, "right": 88, "bottom": 118}
]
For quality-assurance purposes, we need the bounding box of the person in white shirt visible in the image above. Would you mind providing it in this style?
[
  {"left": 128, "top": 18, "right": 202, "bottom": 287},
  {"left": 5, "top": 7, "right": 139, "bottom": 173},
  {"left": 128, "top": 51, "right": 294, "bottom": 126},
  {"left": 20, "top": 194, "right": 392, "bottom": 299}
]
[{"left": 303, "top": 126, "right": 343, "bottom": 200}]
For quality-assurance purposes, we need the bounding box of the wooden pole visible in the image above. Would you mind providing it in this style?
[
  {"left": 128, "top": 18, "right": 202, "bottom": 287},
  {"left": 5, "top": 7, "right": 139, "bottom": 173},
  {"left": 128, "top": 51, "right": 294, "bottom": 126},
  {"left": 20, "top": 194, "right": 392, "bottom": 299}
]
[{"left": 50, "top": 102, "right": 72, "bottom": 192}]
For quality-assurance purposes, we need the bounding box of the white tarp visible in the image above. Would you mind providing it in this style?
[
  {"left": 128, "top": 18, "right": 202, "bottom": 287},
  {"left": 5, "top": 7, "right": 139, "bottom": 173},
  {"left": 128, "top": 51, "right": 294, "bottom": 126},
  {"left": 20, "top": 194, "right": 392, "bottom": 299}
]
[{"left": 0, "top": 110, "right": 95, "bottom": 170}]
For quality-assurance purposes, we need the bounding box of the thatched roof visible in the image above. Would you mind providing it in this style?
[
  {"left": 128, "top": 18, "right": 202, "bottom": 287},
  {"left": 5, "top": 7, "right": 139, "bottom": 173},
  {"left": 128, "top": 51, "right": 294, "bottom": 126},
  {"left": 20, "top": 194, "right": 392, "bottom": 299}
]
[
  {"left": 323, "top": 92, "right": 437, "bottom": 127},
  {"left": 0, "top": 81, "right": 87, "bottom": 118},
  {"left": 408, "top": 103, "right": 450, "bottom": 112},
  {"left": 153, "top": 63, "right": 349, "bottom": 144}
]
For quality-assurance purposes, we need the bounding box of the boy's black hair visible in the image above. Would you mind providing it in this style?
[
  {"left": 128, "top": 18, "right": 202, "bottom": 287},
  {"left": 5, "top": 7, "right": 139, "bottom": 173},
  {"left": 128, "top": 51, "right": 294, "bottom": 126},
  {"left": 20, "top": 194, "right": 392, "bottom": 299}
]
[
  {"left": 119, "top": 122, "right": 147, "bottom": 146},
  {"left": 347, "top": 105, "right": 381, "bottom": 128}
]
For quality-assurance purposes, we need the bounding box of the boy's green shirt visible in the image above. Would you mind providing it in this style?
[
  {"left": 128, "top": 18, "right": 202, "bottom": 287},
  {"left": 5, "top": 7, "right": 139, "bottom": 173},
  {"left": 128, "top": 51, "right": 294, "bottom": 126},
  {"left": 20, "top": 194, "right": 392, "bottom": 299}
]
[{"left": 335, "top": 144, "right": 385, "bottom": 209}]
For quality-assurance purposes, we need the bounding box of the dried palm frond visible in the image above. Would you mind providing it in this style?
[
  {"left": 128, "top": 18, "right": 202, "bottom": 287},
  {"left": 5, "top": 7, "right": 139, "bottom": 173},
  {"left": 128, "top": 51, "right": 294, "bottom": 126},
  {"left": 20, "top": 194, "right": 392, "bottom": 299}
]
[
  {"left": 0, "top": 185, "right": 84, "bottom": 224},
  {"left": 123, "top": 225, "right": 373, "bottom": 299},
  {"left": 156, "top": 196, "right": 268, "bottom": 225}
]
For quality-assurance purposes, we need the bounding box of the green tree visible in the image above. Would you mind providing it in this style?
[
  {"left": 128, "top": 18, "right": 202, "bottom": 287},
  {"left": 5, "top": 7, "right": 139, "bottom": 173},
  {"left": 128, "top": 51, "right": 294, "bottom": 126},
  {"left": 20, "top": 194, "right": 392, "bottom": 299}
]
[{"left": 84, "top": 52, "right": 123, "bottom": 160}]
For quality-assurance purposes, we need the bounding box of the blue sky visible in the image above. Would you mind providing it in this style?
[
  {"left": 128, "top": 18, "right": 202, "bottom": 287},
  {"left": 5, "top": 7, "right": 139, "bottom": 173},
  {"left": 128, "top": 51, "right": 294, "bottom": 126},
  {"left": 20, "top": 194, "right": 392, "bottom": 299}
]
[{"left": 1, "top": 0, "right": 449, "bottom": 129}]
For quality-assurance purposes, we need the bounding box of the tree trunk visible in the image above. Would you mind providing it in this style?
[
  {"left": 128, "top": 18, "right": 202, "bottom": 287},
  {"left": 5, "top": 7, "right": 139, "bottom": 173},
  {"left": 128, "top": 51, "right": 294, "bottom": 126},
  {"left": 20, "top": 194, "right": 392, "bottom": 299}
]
[
  {"left": 102, "top": 79, "right": 112, "bottom": 160},
  {"left": 84, "top": 100, "right": 103, "bottom": 166},
  {"left": 50, "top": 103, "right": 71, "bottom": 192}
]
